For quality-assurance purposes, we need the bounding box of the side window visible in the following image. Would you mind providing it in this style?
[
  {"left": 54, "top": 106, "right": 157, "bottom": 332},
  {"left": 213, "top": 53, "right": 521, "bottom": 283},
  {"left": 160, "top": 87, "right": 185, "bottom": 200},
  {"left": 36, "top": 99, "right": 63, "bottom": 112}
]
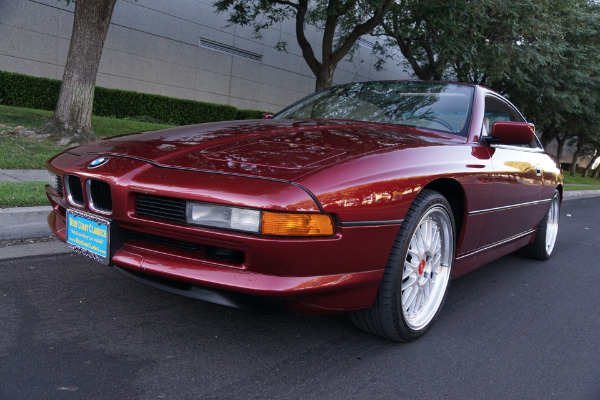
[{"left": 483, "top": 96, "right": 538, "bottom": 148}]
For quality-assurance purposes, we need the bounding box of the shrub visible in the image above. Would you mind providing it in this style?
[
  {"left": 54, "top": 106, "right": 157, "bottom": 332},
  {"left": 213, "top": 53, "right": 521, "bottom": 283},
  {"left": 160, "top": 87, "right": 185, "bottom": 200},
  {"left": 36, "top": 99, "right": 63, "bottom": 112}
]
[
  {"left": 235, "top": 109, "right": 266, "bottom": 120},
  {"left": 92, "top": 87, "right": 237, "bottom": 125},
  {"left": 0, "top": 70, "right": 264, "bottom": 124},
  {"left": 0, "top": 71, "right": 60, "bottom": 110}
]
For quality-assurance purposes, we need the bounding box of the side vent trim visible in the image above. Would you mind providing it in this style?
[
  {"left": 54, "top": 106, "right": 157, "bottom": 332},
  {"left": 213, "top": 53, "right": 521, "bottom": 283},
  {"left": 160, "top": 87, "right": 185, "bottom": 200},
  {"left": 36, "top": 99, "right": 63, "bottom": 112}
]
[{"left": 199, "top": 37, "right": 262, "bottom": 62}]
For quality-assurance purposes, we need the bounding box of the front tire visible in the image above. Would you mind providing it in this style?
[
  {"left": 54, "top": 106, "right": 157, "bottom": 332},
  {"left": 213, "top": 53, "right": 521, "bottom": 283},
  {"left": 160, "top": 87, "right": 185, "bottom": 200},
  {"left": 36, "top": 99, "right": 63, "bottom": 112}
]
[{"left": 350, "top": 189, "right": 455, "bottom": 342}]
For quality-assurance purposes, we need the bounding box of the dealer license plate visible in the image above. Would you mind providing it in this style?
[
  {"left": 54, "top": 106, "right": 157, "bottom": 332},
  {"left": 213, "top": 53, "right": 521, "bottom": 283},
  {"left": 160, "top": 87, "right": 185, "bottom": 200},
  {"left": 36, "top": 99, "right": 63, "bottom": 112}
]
[{"left": 66, "top": 209, "right": 111, "bottom": 265}]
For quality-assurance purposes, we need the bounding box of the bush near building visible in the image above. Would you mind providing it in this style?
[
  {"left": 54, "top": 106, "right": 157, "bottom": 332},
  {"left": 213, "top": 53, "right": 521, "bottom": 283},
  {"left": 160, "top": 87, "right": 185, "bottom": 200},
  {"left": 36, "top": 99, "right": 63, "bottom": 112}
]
[{"left": 0, "top": 70, "right": 265, "bottom": 125}]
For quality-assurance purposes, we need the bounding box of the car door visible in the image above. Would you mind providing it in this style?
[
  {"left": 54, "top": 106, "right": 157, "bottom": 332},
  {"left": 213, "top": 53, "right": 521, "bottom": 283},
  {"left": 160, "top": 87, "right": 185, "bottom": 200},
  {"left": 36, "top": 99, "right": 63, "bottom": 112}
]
[{"left": 478, "top": 95, "right": 547, "bottom": 247}]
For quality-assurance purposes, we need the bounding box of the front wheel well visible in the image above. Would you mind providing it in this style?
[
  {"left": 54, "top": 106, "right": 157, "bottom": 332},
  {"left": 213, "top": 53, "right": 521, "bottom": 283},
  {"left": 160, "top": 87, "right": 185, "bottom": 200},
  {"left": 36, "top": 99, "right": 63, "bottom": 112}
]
[
  {"left": 556, "top": 184, "right": 563, "bottom": 202},
  {"left": 422, "top": 179, "right": 465, "bottom": 242}
]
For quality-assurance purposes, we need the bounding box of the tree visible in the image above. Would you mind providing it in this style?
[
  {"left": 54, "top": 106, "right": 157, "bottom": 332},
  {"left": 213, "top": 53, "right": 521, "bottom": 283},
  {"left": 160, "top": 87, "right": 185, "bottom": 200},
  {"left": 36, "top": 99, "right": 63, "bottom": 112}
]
[
  {"left": 372, "top": 0, "right": 564, "bottom": 84},
  {"left": 36, "top": 0, "right": 117, "bottom": 145},
  {"left": 582, "top": 146, "right": 600, "bottom": 178},
  {"left": 499, "top": 0, "right": 600, "bottom": 157},
  {"left": 593, "top": 163, "right": 600, "bottom": 179},
  {"left": 214, "top": 0, "right": 393, "bottom": 91},
  {"left": 373, "top": 0, "right": 600, "bottom": 163},
  {"left": 373, "top": 0, "right": 472, "bottom": 81}
]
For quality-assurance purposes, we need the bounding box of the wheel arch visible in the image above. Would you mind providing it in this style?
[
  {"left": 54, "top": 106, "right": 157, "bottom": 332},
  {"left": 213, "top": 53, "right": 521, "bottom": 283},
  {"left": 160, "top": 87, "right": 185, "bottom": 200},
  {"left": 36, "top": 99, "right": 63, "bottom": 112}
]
[
  {"left": 556, "top": 184, "right": 564, "bottom": 203},
  {"left": 421, "top": 178, "right": 466, "bottom": 242}
]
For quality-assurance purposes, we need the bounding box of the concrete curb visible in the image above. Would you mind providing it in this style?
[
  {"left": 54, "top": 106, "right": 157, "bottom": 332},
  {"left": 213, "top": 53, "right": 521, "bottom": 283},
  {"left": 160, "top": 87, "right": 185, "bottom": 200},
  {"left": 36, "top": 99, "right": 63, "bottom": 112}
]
[
  {"left": 0, "top": 206, "right": 52, "bottom": 241},
  {"left": 0, "top": 240, "right": 70, "bottom": 260},
  {"left": 563, "top": 190, "right": 600, "bottom": 200}
]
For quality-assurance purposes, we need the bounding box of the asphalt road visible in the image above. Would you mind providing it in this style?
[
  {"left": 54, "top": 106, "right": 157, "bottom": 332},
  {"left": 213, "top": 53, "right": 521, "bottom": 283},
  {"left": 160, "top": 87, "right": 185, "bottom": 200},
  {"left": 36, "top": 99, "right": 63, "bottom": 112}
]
[{"left": 1, "top": 197, "right": 599, "bottom": 400}]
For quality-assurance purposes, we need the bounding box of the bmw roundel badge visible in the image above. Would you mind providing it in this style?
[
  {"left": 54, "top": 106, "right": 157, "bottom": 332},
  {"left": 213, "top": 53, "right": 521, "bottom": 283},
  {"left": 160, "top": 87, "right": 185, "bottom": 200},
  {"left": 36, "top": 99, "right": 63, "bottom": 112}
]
[{"left": 88, "top": 157, "right": 110, "bottom": 169}]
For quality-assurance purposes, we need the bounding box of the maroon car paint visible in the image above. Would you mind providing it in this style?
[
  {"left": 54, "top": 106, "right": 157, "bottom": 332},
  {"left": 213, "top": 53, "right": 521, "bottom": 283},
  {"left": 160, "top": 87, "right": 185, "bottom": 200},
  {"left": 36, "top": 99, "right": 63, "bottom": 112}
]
[{"left": 45, "top": 84, "right": 562, "bottom": 313}]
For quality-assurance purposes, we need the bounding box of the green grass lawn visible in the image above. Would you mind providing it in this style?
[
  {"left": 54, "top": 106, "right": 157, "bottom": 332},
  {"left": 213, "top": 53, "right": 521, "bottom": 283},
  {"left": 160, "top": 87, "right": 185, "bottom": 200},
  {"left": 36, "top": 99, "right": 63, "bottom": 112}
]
[
  {"left": 565, "top": 185, "right": 600, "bottom": 191},
  {"left": 0, "top": 105, "right": 174, "bottom": 208},
  {"left": 563, "top": 172, "right": 600, "bottom": 190},
  {"left": 0, "top": 181, "right": 47, "bottom": 208},
  {"left": 563, "top": 173, "right": 600, "bottom": 186},
  {"left": 0, "top": 105, "right": 173, "bottom": 169}
]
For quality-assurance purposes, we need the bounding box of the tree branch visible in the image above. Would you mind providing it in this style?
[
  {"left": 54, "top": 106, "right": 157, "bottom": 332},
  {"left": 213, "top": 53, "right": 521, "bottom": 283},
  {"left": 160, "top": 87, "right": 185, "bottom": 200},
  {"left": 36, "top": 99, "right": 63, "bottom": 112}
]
[
  {"left": 329, "top": 0, "right": 393, "bottom": 65},
  {"left": 294, "top": 0, "right": 321, "bottom": 77}
]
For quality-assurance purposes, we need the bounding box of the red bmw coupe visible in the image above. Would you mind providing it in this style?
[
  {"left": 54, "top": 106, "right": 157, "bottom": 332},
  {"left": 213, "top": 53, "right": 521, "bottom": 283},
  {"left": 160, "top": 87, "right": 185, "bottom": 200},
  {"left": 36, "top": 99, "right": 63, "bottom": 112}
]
[{"left": 46, "top": 81, "right": 562, "bottom": 341}]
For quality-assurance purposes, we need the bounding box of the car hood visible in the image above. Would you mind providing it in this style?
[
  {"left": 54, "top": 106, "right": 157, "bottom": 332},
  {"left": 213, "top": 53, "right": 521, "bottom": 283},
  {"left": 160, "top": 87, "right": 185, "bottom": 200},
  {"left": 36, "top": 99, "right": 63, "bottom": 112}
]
[{"left": 70, "top": 119, "right": 460, "bottom": 181}]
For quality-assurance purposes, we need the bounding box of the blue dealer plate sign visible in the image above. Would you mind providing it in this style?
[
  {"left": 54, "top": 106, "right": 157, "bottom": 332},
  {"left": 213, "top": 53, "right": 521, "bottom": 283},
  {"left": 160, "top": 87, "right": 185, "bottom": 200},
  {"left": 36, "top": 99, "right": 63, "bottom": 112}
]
[{"left": 66, "top": 209, "right": 110, "bottom": 264}]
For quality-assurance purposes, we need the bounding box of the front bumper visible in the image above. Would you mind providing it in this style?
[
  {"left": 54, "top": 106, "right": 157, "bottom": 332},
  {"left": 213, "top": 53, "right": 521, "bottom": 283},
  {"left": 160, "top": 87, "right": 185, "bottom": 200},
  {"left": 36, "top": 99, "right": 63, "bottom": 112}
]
[
  {"left": 47, "top": 205, "right": 397, "bottom": 314},
  {"left": 45, "top": 153, "right": 401, "bottom": 313}
]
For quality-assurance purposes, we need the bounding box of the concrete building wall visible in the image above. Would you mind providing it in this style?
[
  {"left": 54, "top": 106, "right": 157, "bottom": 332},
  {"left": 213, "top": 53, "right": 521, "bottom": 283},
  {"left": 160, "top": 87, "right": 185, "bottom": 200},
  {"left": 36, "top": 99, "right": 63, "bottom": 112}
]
[{"left": 0, "top": 0, "right": 410, "bottom": 112}]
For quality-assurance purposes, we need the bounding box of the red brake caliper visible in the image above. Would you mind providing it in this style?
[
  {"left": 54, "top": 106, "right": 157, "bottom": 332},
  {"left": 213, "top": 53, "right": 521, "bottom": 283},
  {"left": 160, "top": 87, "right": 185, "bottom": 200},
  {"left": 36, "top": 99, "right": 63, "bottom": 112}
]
[{"left": 418, "top": 259, "right": 426, "bottom": 275}]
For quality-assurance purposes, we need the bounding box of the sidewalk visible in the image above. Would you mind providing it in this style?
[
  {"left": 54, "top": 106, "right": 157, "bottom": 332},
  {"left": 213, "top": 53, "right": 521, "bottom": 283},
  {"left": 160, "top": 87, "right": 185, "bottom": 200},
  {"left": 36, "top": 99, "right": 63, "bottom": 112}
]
[
  {"left": 0, "top": 169, "right": 49, "bottom": 182},
  {"left": 2, "top": 169, "right": 600, "bottom": 252}
]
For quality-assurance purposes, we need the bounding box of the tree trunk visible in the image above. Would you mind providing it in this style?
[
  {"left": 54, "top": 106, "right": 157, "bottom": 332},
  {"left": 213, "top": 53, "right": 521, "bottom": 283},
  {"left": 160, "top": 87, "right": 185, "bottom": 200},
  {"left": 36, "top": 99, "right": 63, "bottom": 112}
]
[
  {"left": 582, "top": 149, "right": 600, "bottom": 178},
  {"left": 315, "top": 63, "right": 336, "bottom": 91},
  {"left": 556, "top": 134, "right": 568, "bottom": 163},
  {"left": 569, "top": 139, "right": 582, "bottom": 177},
  {"left": 36, "top": 0, "right": 117, "bottom": 146},
  {"left": 593, "top": 164, "right": 600, "bottom": 179},
  {"left": 293, "top": 0, "right": 393, "bottom": 92}
]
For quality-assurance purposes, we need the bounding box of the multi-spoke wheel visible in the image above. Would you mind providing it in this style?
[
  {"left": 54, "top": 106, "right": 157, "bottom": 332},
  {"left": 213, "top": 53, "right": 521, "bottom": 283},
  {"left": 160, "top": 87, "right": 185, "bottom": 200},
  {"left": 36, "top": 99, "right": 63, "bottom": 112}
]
[
  {"left": 520, "top": 189, "right": 561, "bottom": 260},
  {"left": 350, "top": 189, "right": 455, "bottom": 341},
  {"left": 401, "top": 205, "right": 452, "bottom": 330}
]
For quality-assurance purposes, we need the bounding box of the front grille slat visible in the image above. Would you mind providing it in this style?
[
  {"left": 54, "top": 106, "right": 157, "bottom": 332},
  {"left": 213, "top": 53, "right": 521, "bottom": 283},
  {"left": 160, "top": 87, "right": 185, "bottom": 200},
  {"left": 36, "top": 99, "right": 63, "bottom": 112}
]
[
  {"left": 124, "top": 229, "right": 245, "bottom": 265},
  {"left": 131, "top": 196, "right": 246, "bottom": 266},
  {"left": 138, "top": 210, "right": 184, "bottom": 220},
  {"left": 136, "top": 201, "right": 186, "bottom": 212},
  {"left": 87, "top": 179, "right": 112, "bottom": 213},
  {"left": 135, "top": 194, "right": 187, "bottom": 223},
  {"left": 65, "top": 174, "right": 84, "bottom": 206}
]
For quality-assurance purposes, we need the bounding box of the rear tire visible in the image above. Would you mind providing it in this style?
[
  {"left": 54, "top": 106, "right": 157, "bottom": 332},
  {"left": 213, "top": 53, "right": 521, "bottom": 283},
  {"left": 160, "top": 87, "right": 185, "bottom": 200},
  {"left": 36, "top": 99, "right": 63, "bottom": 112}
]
[
  {"left": 520, "top": 190, "right": 560, "bottom": 260},
  {"left": 350, "top": 189, "right": 455, "bottom": 342}
]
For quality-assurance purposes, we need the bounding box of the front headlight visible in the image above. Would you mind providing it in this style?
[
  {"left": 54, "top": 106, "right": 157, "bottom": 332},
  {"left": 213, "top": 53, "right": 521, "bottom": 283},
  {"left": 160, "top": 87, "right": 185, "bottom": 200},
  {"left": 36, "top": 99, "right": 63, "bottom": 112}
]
[
  {"left": 185, "top": 201, "right": 335, "bottom": 236},
  {"left": 186, "top": 202, "right": 261, "bottom": 233},
  {"left": 48, "top": 171, "right": 60, "bottom": 192}
]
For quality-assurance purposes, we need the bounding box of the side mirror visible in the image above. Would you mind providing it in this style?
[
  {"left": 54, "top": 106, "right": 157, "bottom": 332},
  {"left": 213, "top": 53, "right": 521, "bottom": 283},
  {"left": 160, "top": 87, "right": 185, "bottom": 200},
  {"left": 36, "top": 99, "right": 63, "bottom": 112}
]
[
  {"left": 263, "top": 113, "right": 274, "bottom": 119},
  {"left": 488, "top": 121, "right": 535, "bottom": 145}
]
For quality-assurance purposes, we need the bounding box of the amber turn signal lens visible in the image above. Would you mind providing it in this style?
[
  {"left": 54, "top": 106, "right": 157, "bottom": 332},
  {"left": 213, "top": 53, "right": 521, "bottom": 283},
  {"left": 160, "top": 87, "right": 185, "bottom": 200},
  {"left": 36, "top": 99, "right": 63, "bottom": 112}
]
[{"left": 261, "top": 212, "right": 334, "bottom": 236}]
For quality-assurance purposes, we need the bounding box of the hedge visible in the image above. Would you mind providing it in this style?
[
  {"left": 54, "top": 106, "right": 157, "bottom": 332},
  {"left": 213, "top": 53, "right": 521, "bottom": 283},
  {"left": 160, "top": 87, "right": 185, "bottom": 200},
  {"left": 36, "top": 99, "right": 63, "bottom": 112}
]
[
  {"left": 0, "top": 70, "right": 266, "bottom": 124},
  {"left": 235, "top": 109, "right": 266, "bottom": 120},
  {"left": 92, "top": 87, "right": 237, "bottom": 125},
  {"left": 0, "top": 71, "right": 60, "bottom": 111}
]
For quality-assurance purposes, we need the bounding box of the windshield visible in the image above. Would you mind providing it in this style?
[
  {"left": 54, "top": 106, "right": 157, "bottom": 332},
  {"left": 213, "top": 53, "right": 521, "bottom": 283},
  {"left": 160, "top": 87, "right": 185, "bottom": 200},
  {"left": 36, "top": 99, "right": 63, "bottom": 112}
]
[{"left": 275, "top": 81, "right": 475, "bottom": 136}]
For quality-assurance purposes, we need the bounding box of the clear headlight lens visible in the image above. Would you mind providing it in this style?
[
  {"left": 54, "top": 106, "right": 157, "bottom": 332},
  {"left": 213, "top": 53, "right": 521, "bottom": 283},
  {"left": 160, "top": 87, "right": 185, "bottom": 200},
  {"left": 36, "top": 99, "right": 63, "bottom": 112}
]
[
  {"left": 48, "top": 171, "right": 59, "bottom": 191},
  {"left": 186, "top": 202, "right": 261, "bottom": 233}
]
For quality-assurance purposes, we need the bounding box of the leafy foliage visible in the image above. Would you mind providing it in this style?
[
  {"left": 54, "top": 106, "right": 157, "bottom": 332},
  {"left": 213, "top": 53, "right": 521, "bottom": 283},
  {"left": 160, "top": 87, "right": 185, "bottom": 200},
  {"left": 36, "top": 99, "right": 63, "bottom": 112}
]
[
  {"left": 0, "top": 71, "right": 265, "bottom": 125},
  {"left": 234, "top": 109, "right": 266, "bottom": 120},
  {"left": 0, "top": 71, "right": 61, "bottom": 110},
  {"left": 498, "top": 0, "right": 600, "bottom": 176},
  {"left": 214, "top": 0, "right": 394, "bottom": 90},
  {"left": 92, "top": 87, "right": 237, "bottom": 125},
  {"left": 374, "top": 0, "right": 600, "bottom": 171}
]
